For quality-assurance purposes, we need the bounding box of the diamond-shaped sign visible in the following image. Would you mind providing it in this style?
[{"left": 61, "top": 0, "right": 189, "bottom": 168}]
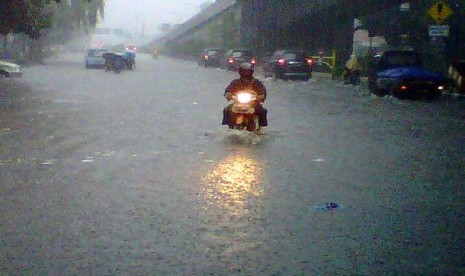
[{"left": 428, "top": 1, "right": 454, "bottom": 23}]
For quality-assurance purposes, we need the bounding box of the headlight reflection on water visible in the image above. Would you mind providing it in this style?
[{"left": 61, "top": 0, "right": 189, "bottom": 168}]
[{"left": 203, "top": 154, "right": 263, "bottom": 215}]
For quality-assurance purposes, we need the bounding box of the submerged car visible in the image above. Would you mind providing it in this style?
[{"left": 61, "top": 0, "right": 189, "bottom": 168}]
[
  {"left": 368, "top": 50, "right": 447, "bottom": 99},
  {"left": 263, "top": 50, "right": 314, "bottom": 80},
  {"left": 224, "top": 49, "right": 256, "bottom": 71},
  {"left": 199, "top": 48, "right": 224, "bottom": 67},
  {"left": 0, "top": 60, "right": 23, "bottom": 77},
  {"left": 85, "top": 48, "right": 108, "bottom": 69}
]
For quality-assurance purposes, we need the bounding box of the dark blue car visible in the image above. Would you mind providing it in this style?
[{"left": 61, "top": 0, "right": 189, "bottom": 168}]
[{"left": 368, "top": 50, "right": 447, "bottom": 99}]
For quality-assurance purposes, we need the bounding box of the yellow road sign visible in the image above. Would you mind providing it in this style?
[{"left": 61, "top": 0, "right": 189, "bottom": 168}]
[{"left": 428, "top": 1, "right": 454, "bottom": 23}]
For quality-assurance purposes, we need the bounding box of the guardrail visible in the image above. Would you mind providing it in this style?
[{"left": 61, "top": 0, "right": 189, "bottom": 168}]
[{"left": 311, "top": 49, "right": 336, "bottom": 71}]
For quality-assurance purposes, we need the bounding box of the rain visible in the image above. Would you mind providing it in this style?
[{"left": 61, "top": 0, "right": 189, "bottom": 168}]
[{"left": 1, "top": 0, "right": 465, "bottom": 275}]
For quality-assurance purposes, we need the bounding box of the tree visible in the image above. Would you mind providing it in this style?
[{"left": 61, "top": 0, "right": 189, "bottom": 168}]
[
  {"left": 46, "top": 0, "right": 105, "bottom": 44},
  {"left": 0, "top": 0, "right": 56, "bottom": 39},
  {"left": 1, "top": 0, "right": 105, "bottom": 63},
  {"left": 0, "top": 0, "right": 104, "bottom": 39}
]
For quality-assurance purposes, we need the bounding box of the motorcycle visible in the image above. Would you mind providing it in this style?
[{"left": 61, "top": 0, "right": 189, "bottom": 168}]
[{"left": 228, "top": 90, "right": 259, "bottom": 132}]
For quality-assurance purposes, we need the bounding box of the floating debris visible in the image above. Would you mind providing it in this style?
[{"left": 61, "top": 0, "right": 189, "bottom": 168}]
[
  {"left": 54, "top": 99, "right": 71, "bottom": 103},
  {"left": 101, "top": 151, "right": 114, "bottom": 157},
  {"left": 81, "top": 156, "right": 94, "bottom": 163},
  {"left": 314, "top": 202, "right": 341, "bottom": 211},
  {"left": 81, "top": 159, "right": 94, "bottom": 163},
  {"left": 312, "top": 158, "right": 325, "bottom": 162}
]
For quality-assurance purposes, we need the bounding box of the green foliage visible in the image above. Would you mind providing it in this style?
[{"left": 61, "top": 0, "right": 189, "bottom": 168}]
[
  {"left": 0, "top": 0, "right": 55, "bottom": 38},
  {"left": 1, "top": 0, "right": 104, "bottom": 63},
  {"left": 0, "top": 0, "right": 104, "bottom": 39}
]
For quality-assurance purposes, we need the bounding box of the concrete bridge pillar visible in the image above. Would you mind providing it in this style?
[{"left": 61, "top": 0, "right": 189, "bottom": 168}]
[{"left": 240, "top": 0, "right": 356, "bottom": 65}]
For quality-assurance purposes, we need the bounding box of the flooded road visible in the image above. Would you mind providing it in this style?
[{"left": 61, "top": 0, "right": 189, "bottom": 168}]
[{"left": 1, "top": 53, "right": 465, "bottom": 275}]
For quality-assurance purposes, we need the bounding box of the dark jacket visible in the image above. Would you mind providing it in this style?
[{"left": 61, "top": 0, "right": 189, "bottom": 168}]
[{"left": 224, "top": 77, "right": 267, "bottom": 101}]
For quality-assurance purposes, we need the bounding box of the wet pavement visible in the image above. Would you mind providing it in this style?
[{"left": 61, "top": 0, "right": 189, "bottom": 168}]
[{"left": 1, "top": 53, "right": 465, "bottom": 275}]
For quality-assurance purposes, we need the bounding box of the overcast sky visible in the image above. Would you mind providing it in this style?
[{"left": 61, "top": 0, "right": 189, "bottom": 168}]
[{"left": 98, "top": 0, "right": 212, "bottom": 35}]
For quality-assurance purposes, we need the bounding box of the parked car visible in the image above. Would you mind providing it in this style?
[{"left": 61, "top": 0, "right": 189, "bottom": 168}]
[
  {"left": 220, "top": 50, "right": 233, "bottom": 69},
  {"left": 368, "top": 50, "right": 447, "bottom": 99},
  {"left": 223, "top": 49, "right": 256, "bottom": 71},
  {"left": 125, "top": 44, "right": 137, "bottom": 52},
  {"left": 85, "top": 48, "right": 108, "bottom": 69},
  {"left": 0, "top": 60, "right": 23, "bottom": 77},
  {"left": 199, "top": 48, "right": 224, "bottom": 67},
  {"left": 263, "top": 50, "right": 314, "bottom": 80}
]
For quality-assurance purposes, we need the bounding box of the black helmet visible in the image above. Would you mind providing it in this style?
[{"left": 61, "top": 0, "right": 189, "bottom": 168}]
[{"left": 238, "top": 62, "right": 254, "bottom": 77}]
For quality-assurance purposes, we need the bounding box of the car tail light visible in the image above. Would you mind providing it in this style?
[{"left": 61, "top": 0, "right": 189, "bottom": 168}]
[
  {"left": 204, "top": 55, "right": 209, "bottom": 60},
  {"left": 306, "top": 58, "right": 313, "bottom": 65},
  {"left": 400, "top": 85, "right": 408, "bottom": 91},
  {"left": 278, "top": 58, "right": 286, "bottom": 66},
  {"left": 229, "top": 58, "right": 234, "bottom": 64}
]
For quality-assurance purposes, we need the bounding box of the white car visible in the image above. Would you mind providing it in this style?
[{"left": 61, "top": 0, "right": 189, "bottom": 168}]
[
  {"left": 0, "top": 60, "right": 23, "bottom": 77},
  {"left": 85, "top": 48, "right": 108, "bottom": 69}
]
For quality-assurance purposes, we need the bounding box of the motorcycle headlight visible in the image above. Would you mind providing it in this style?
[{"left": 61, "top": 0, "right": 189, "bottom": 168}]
[{"left": 237, "top": 92, "right": 253, "bottom": 104}]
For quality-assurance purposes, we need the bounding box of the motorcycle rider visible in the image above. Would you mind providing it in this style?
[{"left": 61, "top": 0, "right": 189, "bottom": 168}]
[
  {"left": 343, "top": 54, "right": 360, "bottom": 85},
  {"left": 222, "top": 62, "right": 268, "bottom": 132},
  {"left": 124, "top": 48, "right": 136, "bottom": 69}
]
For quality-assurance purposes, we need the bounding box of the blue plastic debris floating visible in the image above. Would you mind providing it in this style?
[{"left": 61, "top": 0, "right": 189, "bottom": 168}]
[{"left": 314, "top": 202, "right": 340, "bottom": 211}]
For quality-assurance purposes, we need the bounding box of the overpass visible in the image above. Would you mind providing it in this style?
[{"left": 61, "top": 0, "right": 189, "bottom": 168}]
[
  {"left": 158, "top": 0, "right": 463, "bottom": 68},
  {"left": 240, "top": 0, "right": 408, "bottom": 63},
  {"left": 150, "top": 0, "right": 240, "bottom": 54},
  {"left": 159, "top": 0, "right": 405, "bottom": 58}
]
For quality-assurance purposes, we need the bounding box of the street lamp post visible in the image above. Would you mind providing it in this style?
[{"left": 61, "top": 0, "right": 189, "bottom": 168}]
[{"left": 399, "top": 2, "right": 410, "bottom": 48}]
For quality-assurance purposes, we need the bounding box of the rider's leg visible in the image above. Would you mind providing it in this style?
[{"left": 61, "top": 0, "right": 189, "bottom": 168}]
[
  {"left": 222, "top": 104, "right": 233, "bottom": 128},
  {"left": 256, "top": 104, "right": 268, "bottom": 127}
]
